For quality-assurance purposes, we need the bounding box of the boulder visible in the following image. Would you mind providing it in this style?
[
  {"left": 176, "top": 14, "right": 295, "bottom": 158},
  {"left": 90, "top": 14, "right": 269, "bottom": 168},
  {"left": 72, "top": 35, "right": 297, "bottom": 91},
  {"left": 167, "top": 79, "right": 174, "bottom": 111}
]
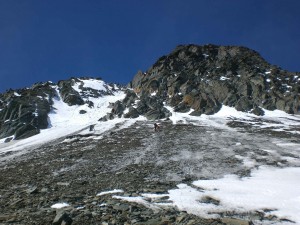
[
  {"left": 58, "top": 79, "right": 84, "bottom": 106},
  {"left": 52, "top": 211, "right": 73, "bottom": 225},
  {"left": 123, "top": 90, "right": 138, "bottom": 107},
  {"left": 124, "top": 107, "right": 140, "bottom": 119},
  {"left": 145, "top": 107, "right": 171, "bottom": 120},
  {"left": 235, "top": 97, "right": 253, "bottom": 112},
  {"left": 251, "top": 106, "right": 265, "bottom": 116},
  {"left": 111, "top": 101, "right": 125, "bottom": 117},
  {"left": 174, "top": 102, "right": 190, "bottom": 113},
  {"left": 14, "top": 124, "right": 39, "bottom": 140},
  {"left": 221, "top": 217, "right": 252, "bottom": 225}
]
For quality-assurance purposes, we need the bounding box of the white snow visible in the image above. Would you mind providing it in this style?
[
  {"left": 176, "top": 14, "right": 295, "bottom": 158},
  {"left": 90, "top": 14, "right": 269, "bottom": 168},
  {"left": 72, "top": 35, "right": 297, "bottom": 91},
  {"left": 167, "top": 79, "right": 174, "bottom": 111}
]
[
  {"left": 81, "top": 79, "right": 107, "bottom": 91},
  {"left": 14, "top": 92, "right": 21, "bottom": 97},
  {"left": 265, "top": 71, "right": 271, "bottom": 74},
  {"left": 192, "top": 166, "right": 300, "bottom": 223},
  {"left": 51, "top": 203, "right": 70, "bottom": 209},
  {"left": 72, "top": 78, "right": 108, "bottom": 92},
  {"left": 141, "top": 193, "right": 169, "bottom": 199},
  {"left": 220, "top": 76, "right": 230, "bottom": 81},
  {"left": 96, "top": 189, "right": 124, "bottom": 196},
  {"left": 234, "top": 155, "right": 256, "bottom": 168}
]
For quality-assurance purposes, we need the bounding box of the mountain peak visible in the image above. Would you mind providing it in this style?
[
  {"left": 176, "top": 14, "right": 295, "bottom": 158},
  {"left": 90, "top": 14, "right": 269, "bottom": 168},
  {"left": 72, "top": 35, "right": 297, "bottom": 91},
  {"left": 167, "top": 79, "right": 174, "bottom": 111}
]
[
  {"left": 131, "top": 44, "right": 299, "bottom": 116},
  {"left": 0, "top": 44, "right": 300, "bottom": 142}
]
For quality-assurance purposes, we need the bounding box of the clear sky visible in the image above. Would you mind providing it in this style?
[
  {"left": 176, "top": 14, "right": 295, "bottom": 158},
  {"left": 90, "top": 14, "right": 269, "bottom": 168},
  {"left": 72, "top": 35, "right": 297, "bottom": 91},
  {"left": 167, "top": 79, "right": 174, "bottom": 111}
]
[{"left": 0, "top": 0, "right": 299, "bottom": 92}]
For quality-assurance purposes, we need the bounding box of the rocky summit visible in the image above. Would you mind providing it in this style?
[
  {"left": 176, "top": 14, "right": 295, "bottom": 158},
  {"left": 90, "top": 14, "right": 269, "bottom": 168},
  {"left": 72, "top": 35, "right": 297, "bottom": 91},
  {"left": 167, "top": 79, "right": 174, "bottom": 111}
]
[
  {"left": 130, "top": 44, "right": 300, "bottom": 116},
  {"left": 0, "top": 44, "right": 300, "bottom": 225}
]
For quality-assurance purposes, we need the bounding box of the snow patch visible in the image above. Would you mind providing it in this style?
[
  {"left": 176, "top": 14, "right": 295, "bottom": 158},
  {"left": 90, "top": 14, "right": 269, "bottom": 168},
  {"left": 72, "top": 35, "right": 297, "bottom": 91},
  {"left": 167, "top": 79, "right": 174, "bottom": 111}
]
[
  {"left": 51, "top": 203, "right": 70, "bottom": 209},
  {"left": 117, "top": 166, "right": 300, "bottom": 223},
  {"left": 81, "top": 79, "right": 107, "bottom": 91},
  {"left": 192, "top": 166, "right": 300, "bottom": 223},
  {"left": 97, "top": 189, "right": 124, "bottom": 196},
  {"left": 220, "top": 76, "right": 230, "bottom": 81}
]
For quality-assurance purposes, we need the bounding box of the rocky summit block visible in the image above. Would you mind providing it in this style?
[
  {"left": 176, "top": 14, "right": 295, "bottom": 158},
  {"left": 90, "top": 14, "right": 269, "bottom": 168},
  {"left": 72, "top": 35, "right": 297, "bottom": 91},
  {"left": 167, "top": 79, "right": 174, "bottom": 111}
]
[{"left": 130, "top": 44, "right": 300, "bottom": 116}]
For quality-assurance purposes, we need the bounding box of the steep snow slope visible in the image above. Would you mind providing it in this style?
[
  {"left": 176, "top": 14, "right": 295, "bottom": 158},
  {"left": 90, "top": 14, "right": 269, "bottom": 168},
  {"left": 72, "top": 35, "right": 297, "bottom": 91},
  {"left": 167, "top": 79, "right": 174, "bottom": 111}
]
[{"left": 1, "top": 78, "right": 300, "bottom": 224}]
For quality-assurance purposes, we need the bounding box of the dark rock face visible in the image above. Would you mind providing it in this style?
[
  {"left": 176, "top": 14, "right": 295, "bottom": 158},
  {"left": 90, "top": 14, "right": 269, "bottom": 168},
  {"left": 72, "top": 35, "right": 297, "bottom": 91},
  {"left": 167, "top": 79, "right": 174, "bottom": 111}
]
[
  {"left": 52, "top": 211, "right": 73, "bottom": 225},
  {"left": 124, "top": 107, "right": 140, "bottom": 118},
  {"left": 136, "top": 95, "right": 171, "bottom": 120},
  {"left": 0, "top": 82, "right": 56, "bottom": 140},
  {"left": 100, "top": 91, "right": 172, "bottom": 121},
  {"left": 58, "top": 79, "right": 84, "bottom": 106},
  {"left": 130, "top": 44, "right": 300, "bottom": 115}
]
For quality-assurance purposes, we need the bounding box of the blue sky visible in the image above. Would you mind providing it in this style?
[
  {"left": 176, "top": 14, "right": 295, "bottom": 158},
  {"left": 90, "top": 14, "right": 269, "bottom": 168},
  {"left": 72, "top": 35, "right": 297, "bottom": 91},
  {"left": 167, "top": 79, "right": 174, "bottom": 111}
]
[{"left": 0, "top": 0, "right": 299, "bottom": 92}]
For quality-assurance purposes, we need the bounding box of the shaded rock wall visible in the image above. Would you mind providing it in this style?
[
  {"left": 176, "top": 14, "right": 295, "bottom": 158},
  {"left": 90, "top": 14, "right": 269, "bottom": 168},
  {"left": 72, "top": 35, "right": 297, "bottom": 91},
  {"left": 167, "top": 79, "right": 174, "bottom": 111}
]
[{"left": 0, "top": 82, "right": 56, "bottom": 140}]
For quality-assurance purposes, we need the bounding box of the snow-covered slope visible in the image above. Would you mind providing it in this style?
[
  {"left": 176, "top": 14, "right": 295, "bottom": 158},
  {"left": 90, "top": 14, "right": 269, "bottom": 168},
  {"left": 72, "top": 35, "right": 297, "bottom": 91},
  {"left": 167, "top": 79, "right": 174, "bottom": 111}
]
[
  {"left": 1, "top": 77, "right": 300, "bottom": 224},
  {"left": 0, "top": 78, "right": 127, "bottom": 158}
]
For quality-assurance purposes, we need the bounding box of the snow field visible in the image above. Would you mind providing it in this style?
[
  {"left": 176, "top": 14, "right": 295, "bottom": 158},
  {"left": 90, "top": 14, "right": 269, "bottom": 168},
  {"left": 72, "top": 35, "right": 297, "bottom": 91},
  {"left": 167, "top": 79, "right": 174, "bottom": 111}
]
[{"left": 113, "top": 166, "right": 300, "bottom": 223}]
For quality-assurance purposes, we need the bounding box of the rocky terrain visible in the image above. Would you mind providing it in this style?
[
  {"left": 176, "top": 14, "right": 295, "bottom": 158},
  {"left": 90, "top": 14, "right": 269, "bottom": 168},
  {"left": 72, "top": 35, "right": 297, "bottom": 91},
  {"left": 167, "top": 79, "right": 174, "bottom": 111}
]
[
  {"left": 0, "top": 44, "right": 300, "bottom": 224},
  {"left": 1, "top": 116, "right": 299, "bottom": 224}
]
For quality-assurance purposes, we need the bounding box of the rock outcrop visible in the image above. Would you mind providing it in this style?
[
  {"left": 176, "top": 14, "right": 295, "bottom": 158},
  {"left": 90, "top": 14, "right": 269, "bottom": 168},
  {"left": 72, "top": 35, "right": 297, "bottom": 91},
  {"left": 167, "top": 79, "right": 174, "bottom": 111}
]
[
  {"left": 130, "top": 44, "right": 300, "bottom": 116},
  {"left": 0, "top": 82, "right": 56, "bottom": 140}
]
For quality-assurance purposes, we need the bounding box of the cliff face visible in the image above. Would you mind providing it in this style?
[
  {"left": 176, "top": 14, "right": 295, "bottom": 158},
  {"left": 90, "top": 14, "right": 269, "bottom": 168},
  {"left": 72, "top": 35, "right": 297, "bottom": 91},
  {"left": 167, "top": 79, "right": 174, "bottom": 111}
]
[
  {"left": 0, "top": 82, "right": 56, "bottom": 140},
  {"left": 130, "top": 44, "right": 300, "bottom": 116}
]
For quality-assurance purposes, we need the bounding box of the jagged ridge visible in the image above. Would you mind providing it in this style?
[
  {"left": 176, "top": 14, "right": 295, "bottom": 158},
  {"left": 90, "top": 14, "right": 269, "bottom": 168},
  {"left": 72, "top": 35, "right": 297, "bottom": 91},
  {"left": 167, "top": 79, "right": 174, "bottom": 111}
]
[{"left": 1, "top": 44, "right": 300, "bottom": 141}]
